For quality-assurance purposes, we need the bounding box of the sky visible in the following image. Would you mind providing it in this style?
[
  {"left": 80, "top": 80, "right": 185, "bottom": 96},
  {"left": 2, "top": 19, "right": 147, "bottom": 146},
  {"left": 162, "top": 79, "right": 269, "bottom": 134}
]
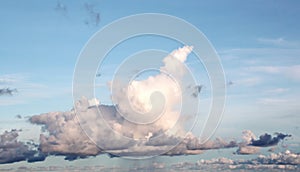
[{"left": 0, "top": 0, "right": 300, "bottom": 171}]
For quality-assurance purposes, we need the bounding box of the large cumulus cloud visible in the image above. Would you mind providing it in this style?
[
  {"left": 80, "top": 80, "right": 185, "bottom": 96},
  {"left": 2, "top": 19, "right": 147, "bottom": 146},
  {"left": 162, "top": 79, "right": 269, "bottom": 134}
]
[
  {"left": 28, "top": 46, "right": 292, "bottom": 160},
  {"left": 30, "top": 46, "right": 199, "bottom": 159}
]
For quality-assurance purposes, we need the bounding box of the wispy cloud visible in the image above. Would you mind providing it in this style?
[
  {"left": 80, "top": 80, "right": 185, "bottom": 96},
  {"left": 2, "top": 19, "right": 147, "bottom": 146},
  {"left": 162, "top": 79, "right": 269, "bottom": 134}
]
[
  {"left": 0, "top": 74, "right": 25, "bottom": 85},
  {"left": 220, "top": 47, "right": 300, "bottom": 66},
  {"left": 257, "top": 98, "right": 289, "bottom": 105},
  {"left": 257, "top": 37, "right": 300, "bottom": 48},
  {"left": 249, "top": 65, "right": 300, "bottom": 81},
  {"left": 0, "top": 73, "right": 71, "bottom": 106},
  {"left": 235, "top": 77, "right": 262, "bottom": 86}
]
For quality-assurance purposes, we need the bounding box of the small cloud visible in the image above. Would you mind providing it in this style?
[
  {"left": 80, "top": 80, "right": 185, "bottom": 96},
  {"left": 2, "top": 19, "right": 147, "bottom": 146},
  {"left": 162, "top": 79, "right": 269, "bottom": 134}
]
[
  {"left": 258, "top": 98, "right": 288, "bottom": 105},
  {"left": 0, "top": 78, "right": 16, "bottom": 85},
  {"left": 257, "top": 37, "right": 285, "bottom": 46},
  {"left": 249, "top": 66, "right": 280, "bottom": 74},
  {"left": 265, "top": 88, "right": 289, "bottom": 94},
  {"left": 236, "top": 146, "right": 260, "bottom": 155},
  {"left": 0, "top": 88, "right": 18, "bottom": 96}
]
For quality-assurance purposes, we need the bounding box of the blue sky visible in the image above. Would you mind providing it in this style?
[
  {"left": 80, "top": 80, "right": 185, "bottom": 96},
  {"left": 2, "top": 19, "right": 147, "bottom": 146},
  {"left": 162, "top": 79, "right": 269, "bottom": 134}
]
[{"left": 0, "top": 0, "right": 300, "bottom": 169}]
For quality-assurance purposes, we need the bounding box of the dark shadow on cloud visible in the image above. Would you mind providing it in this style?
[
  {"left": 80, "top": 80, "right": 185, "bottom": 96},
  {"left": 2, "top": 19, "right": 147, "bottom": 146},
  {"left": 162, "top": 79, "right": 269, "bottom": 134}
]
[
  {"left": 0, "top": 130, "right": 45, "bottom": 164},
  {"left": 145, "top": 131, "right": 180, "bottom": 147},
  {"left": 27, "top": 153, "right": 47, "bottom": 163},
  {"left": 63, "top": 154, "right": 88, "bottom": 161},
  {"left": 250, "top": 133, "right": 291, "bottom": 147}
]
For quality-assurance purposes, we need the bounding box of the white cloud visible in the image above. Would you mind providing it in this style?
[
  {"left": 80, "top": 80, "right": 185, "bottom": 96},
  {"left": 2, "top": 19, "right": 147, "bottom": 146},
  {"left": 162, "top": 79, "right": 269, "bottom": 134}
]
[
  {"left": 257, "top": 98, "right": 288, "bottom": 105},
  {"left": 28, "top": 46, "right": 202, "bottom": 158},
  {"left": 257, "top": 37, "right": 285, "bottom": 45},
  {"left": 265, "top": 88, "right": 289, "bottom": 94},
  {"left": 111, "top": 46, "right": 194, "bottom": 138}
]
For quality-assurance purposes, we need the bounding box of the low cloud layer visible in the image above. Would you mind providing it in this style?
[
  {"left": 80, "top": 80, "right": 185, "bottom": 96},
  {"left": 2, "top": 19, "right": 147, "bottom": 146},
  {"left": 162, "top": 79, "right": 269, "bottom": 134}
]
[
  {"left": 29, "top": 101, "right": 292, "bottom": 160},
  {"left": 29, "top": 104, "right": 239, "bottom": 159},
  {"left": 1, "top": 118, "right": 293, "bottom": 164},
  {"left": 196, "top": 150, "right": 300, "bottom": 171},
  {"left": 2, "top": 150, "right": 299, "bottom": 171}
]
